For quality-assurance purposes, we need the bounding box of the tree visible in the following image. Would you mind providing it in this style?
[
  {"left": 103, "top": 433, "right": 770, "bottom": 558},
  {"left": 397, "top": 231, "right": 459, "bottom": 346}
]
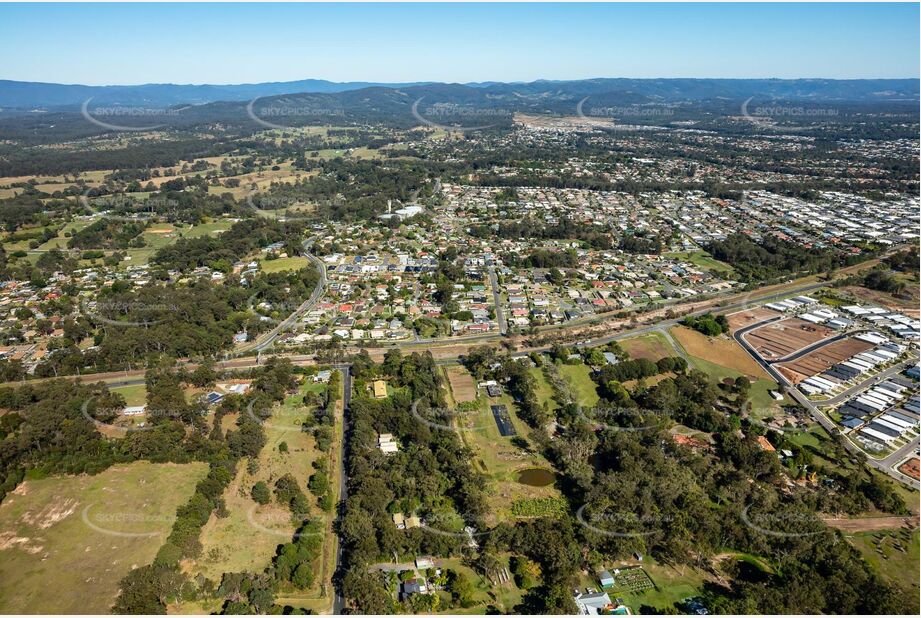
[
  {"left": 292, "top": 564, "right": 315, "bottom": 590},
  {"left": 448, "top": 570, "right": 476, "bottom": 608},
  {"left": 191, "top": 362, "right": 217, "bottom": 387},
  {"left": 251, "top": 481, "right": 271, "bottom": 505}
]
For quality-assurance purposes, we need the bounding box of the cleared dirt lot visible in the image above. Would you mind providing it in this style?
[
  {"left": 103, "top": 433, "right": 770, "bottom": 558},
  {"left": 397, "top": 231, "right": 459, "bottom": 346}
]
[
  {"left": 671, "top": 326, "right": 770, "bottom": 380},
  {"left": 744, "top": 318, "right": 834, "bottom": 360},
  {"left": 726, "top": 307, "right": 781, "bottom": 333},
  {"left": 620, "top": 332, "right": 674, "bottom": 361},
  {"left": 775, "top": 337, "right": 875, "bottom": 383},
  {"left": 445, "top": 366, "right": 478, "bottom": 403},
  {"left": 898, "top": 458, "right": 920, "bottom": 481}
]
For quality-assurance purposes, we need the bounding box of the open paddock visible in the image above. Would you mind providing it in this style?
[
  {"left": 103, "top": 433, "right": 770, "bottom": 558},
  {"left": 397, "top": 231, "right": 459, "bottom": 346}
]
[
  {"left": 671, "top": 326, "right": 769, "bottom": 380},
  {"left": 620, "top": 332, "right": 674, "bottom": 361},
  {"left": 445, "top": 365, "right": 478, "bottom": 403},
  {"left": 0, "top": 462, "right": 207, "bottom": 614}
]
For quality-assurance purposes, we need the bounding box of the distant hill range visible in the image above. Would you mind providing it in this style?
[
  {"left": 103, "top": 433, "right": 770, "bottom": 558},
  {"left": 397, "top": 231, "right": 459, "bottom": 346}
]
[{"left": 1, "top": 77, "right": 917, "bottom": 109}]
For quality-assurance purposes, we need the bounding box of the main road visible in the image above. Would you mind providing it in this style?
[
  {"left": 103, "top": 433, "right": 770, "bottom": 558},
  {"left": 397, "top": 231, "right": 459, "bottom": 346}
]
[
  {"left": 332, "top": 364, "right": 352, "bottom": 615},
  {"left": 488, "top": 266, "right": 508, "bottom": 336},
  {"left": 235, "top": 237, "right": 328, "bottom": 355},
  {"left": 0, "top": 275, "right": 855, "bottom": 391}
]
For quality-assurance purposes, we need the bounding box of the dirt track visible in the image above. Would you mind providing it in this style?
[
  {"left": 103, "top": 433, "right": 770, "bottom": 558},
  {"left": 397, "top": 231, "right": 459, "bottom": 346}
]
[{"left": 822, "top": 515, "right": 919, "bottom": 532}]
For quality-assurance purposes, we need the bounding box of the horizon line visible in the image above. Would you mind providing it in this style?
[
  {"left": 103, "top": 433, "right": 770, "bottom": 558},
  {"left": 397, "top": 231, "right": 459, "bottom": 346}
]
[{"left": 4, "top": 76, "right": 920, "bottom": 88}]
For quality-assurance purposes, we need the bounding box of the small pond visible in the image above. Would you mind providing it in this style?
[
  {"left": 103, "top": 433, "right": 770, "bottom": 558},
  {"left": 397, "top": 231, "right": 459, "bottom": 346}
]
[{"left": 516, "top": 468, "right": 557, "bottom": 487}]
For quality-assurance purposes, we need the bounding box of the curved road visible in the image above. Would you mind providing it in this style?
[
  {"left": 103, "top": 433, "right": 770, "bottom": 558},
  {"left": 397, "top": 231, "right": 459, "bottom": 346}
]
[
  {"left": 235, "top": 237, "right": 328, "bottom": 355},
  {"left": 734, "top": 317, "right": 919, "bottom": 490}
]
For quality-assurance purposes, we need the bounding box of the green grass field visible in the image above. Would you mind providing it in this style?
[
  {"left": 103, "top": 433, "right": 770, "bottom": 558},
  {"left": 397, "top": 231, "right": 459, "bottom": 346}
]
[
  {"left": 0, "top": 461, "right": 207, "bottom": 614},
  {"left": 557, "top": 363, "right": 601, "bottom": 409},
  {"left": 109, "top": 383, "right": 147, "bottom": 406},
  {"left": 846, "top": 528, "right": 919, "bottom": 597},
  {"left": 527, "top": 366, "right": 559, "bottom": 413},
  {"left": 259, "top": 256, "right": 311, "bottom": 273},
  {"left": 664, "top": 250, "right": 735, "bottom": 275},
  {"left": 607, "top": 561, "right": 708, "bottom": 613},
  {"left": 684, "top": 354, "right": 784, "bottom": 417}
]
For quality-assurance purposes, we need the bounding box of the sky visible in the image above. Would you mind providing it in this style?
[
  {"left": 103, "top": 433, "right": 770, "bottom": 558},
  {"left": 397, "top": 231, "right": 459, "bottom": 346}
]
[{"left": 0, "top": 2, "right": 918, "bottom": 85}]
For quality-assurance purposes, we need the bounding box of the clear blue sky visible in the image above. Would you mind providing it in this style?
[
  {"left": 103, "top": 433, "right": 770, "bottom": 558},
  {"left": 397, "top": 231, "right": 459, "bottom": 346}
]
[{"left": 0, "top": 2, "right": 917, "bottom": 85}]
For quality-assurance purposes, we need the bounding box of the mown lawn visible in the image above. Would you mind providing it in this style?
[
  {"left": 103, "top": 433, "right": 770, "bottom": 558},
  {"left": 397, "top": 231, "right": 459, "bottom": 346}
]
[
  {"left": 109, "top": 383, "right": 147, "bottom": 406},
  {"left": 663, "top": 250, "right": 735, "bottom": 275},
  {"left": 259, "top": 255, "right": 311, "bottom": 273},
  {"left": 607, "top": 560, "right": 709, "bottom": 613}
]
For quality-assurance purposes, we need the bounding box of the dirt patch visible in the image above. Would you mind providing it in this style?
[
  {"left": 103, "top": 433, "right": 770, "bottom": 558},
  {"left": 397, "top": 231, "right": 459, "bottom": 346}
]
[
  {"left": 743, "top": 318, "right": 834, "bottom": 360},
  {"left": 822, "top": 515, "right": 919, "bottom": 533},
  {"left": 0, "top": 532, "right": 43, "bottom": 554},
  {"left": 726, "top": 307, "right": 781, "bottom": 333},
  {"left": 445, "top": 366, "right": 477, "bottom": 403},
  {"left": 898, "top": 458, "right": 920, "bottom": 481},
  {"left": 777, "top": 365, "right": 809, "bottom": 385},
  {"left": 776, "top": 337, "right": 875, "bottom": 381},
  {"left": 671, "top": 326, "right": 769, "bottom": 380},
  {"left": 842, "top": 285, "right": 920, "bottom": 315},
  {"left": 19, "top": 497, "right": 78, "bottom": 529}
]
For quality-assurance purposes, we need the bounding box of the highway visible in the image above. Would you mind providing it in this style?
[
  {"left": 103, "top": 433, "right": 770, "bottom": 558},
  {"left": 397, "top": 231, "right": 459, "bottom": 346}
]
[
  {"left": 3, "top": 276, "right": 842, "bottom": 391},
  {"left": 733, "top": 318, "right": 919, "bottom": 490}
]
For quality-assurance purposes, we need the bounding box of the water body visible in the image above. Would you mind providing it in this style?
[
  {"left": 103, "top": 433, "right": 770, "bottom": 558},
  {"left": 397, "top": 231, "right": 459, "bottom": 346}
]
[{"left": 516, "top": 468, "right": 556, "bottom": 487}]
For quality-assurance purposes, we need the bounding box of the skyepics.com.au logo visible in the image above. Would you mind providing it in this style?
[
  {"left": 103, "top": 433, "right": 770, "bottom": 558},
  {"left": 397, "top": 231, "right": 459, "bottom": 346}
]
[
  {"left": 244, "top": 190, "right": 314, "bottom": 223},
  {"left": 577, "top": 404, "right": 673, "bottom": 432},
  {"left": 246, "top": 97, "right": 345, "bottom": 130},
  {"left": 576, "top": 503, "right": 673, "bottom": 538},
  {"left": 575, "top": 96, "right": 673, "bottom": 131},
  {"left": 411, "top": 98, "right": 511, "bottom": 131},
  {"left": 740, "top": 97, "right": 838, "bottom": 131},
  {"left": 80, "top": 298, "right": 178, "bottom": 328},
  {"left": 245, "top": 505, "right": 328, "bottom": 539},
  {"left": 81, "top": 98, "right": 184, "bottom": 132},
  {"left": 409, "top": 399, "right": 491, "bottom": 433},
  {"left": 82, "top": 503, "right": 176, "bottom": 538},
  {"left": 80, "top": 397, "right": 187, "bottom": 433},
  {"left": 740, "top": 504, "right": 824, "bottom": 539}
]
